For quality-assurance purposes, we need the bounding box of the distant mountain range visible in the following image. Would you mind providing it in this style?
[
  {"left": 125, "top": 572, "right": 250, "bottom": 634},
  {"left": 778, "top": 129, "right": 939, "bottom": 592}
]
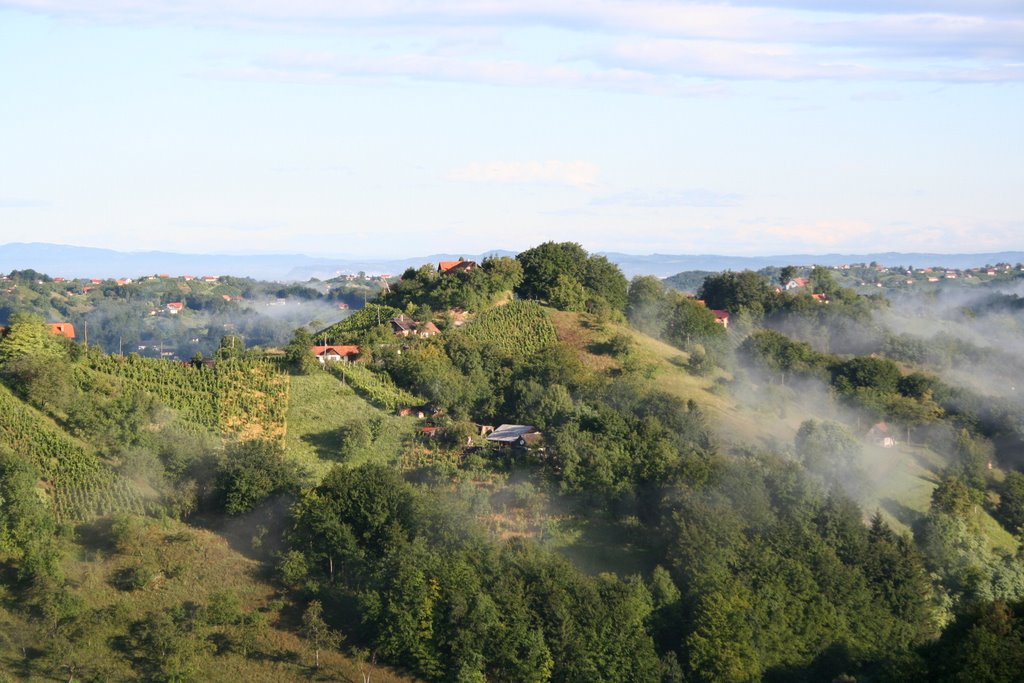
[{"left": 2, "top": 242, "right": 1022, "bottom": 281}]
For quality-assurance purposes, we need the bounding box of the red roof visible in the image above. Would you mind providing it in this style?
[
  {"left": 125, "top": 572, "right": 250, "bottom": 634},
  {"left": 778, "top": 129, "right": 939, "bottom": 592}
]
[
  {"left": 166, "top": 302, "right": 184, "bottom": 310},
  {"left": 711, "top": 309, "right": 729, "bottom": 320},
  {"left": 48, "top": 323, "right": 76, "bottom": 339},
  {"left": 311, "top": 345, "right": 360, "bottom": 357},
  {"left": 438, "top": 260, "right": 477, "bottom": 273}
]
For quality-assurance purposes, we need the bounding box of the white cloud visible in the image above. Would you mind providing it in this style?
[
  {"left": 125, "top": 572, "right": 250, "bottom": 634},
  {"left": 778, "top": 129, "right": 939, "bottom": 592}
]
[
  {"left": 8, "top": 0, "right": 1024, "bottom": 84},
  {"left": 447, "top": 160, "right": 600, "bottom": 189}
]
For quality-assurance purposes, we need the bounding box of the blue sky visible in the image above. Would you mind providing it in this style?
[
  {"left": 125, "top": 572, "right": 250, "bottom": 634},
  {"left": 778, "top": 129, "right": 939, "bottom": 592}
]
[{"left": 1, "top": 1, "right": 1021, "bottom": 258}]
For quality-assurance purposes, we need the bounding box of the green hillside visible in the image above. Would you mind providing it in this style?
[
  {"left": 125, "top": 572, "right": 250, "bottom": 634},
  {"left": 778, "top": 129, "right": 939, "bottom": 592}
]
[
  {"left": 452, "top": 299, "right": 558, "bottom": 359},
  {"left": 0, "top": 382, "right": 144, "bottom": 523},
  {"left": 86, "top": 354, "right": 289, "bottom": 443},
  {"left": 3, "top": 247, "right": 1024, "bottom": 681},
  {"left": 0, "top": 514, "right": 413, "bottom": 682},
  {"left": 284, "top": 371, "right": 415, "bottom": 479}
]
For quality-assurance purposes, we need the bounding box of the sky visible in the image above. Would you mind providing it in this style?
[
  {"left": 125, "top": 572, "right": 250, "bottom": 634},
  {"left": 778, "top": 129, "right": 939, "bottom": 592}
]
[{"left": 0, "top": 1, "right": 1021, "bottom": 258}]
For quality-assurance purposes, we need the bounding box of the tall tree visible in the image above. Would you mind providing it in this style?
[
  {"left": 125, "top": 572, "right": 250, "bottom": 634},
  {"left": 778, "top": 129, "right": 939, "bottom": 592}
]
[{"left": 302, "top": 600, "right": 343, "bottom": 670}]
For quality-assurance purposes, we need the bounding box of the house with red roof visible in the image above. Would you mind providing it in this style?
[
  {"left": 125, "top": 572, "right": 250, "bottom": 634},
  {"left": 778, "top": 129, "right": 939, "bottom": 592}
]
[
  {"left": 48, "top": 323, "right": 76, "bottom": 339},
  {"left": 311, "top": 345, "right": 360, "bottom": 363},
  {"left": 166, "top": 302, "right": 184, "bottom": 314},
  {"left": 3, "top": 323, "right": 78, "bottom": 340},
  {"left": 711, "top": 310, "right": 730, "bottom": 328},
  {"left": 438, "top": 259, "right": 478, "bottom": 274},
  {"left": 784, "top": 277, "right": 810, "bottom": 291},
  {"left": 391, "top": 314, "right": 441, "bottom": 338},
  {"left": 867, "top": 422, "right": 896, "bottom": 448}
]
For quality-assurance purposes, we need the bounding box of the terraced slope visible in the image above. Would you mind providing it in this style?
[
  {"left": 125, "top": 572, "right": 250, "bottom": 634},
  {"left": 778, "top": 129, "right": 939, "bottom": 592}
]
[
  {"left": 0, "top": 382, "right": 144, "bottom": 522},
  {"left": 87, "top": 355, "right": 289, "bottom": 443}
]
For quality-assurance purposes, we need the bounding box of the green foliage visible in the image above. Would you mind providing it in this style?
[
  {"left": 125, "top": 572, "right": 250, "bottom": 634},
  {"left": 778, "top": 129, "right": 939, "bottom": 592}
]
[
  {"left": 738, "top": 328, "right": 824, "bottom": 383},
  {"left": 665, "top": 297, "right": 723, "bottom": 351},
  {"left": 698, "top": 270, "right": 775, "bottom": 316},
  {"left": 302, "top": 599, "right": 343, "bottom": 669},
  {"left": 0, "top": 312, "right": 65, "bottom": 364},
  {"left": 125, "top": 609, "right": 205, "bottom": 682},
  {"left": 86, "top": 353, "right": 289, "bottom": 443},
  {"left": 0, "top": 446, "right": 63, "bottom": 583},
  {"left": 549, "top": 382, "right": 717, "bottom": 498},
  {"left": 452, "top": 300, "right": 558, "bottom": 360},
  {"left": 547, "top": 274, "right": 588, "bottom": 312},
  {"left": 315, "top": 304, "right": 401, "bottom": 345},
  {"left": 285, "top": 327, "right": 319, "bottom": 375},
  {"left": 383, "top": 257, "right": 523, "bottom": 313},
  {"left": 627, "top": 276, "right": 725, "bottom": 358},
  {"left": 795, "top": 419, "right": 867, "bottom": 498},
  {"left": 516, "top": 242, "right": 628, "bottom": 313},
  {"left": 329, "top": 362, "right": 425, "bottom": 412},
  {"left": 830, "top": 356, "right": 902, "bottom": 394},
  {"left": 810, "top": 265, "right": 842, "bottom": 297},
  {"left": 686, "top": 344, "right": 713, "bottom": 376},
  {"left": 215, "top": 439, "right": 303, "bottom": 515},
  {"left": 998, "top": 472, "right": 1024, "bottom": 534},
  {"left": 0, "top": 382, "right": 144, "bottom": 523},
  {"left": 660, "top": 457, "right": 935, "bottom": 681},
  {"left": 918, "top": 600, "right": 1024, "bottom": 682},
  {"left": 287, "top": 464, "right": 662, "bottom": 681}
]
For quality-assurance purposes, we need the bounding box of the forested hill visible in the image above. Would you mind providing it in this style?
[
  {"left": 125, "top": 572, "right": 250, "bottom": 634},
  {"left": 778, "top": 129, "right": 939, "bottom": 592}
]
[{"left": 2, "top": 242, "right": 1024, "bottom": 681}]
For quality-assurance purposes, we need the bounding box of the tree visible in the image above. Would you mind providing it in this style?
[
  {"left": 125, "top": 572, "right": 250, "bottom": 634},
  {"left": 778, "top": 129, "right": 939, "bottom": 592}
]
[
  {"left": 217, "top": 334, "right": 245, "bottom": 360},
  {"left": 515, "top": 242, "right": 627, "bottom": 313},
  {"left": 697, "top": 271, "right": 774, "bottom": 316},
  {"left": 127, "top": 610, "right": 200, "bottom": 682},
  {"left": 515, "top": 242, "right": 589, "bottom": 302},
  {"left": 923, "top": 600, "right": 1024, "bottom": 682},
  {"left": 626, "top": 276, "right": 667, "bottom": 336},
  {"left": 0, "top": 312, "right": 65, "bottom": 365},
  {"left": 809, "top": 265, "right": 841, "bottom": 297},
  {"left": 779, "top": 265, "right": 798, "bottom": 285},
  {"left": 829, "top": 356, "right": 902, "bottom": 394},
  {"left": 738, "top": 329, "right": 822, "bottom": 384},
  {"left": 582, "top": 255, "right": 628, "bottom": 313},
  {"left": 998, "top": 472, "right": 1024, "bottom": 534},
  {"left": 284, "top": 327, "right": 318, "bottom": 375},
  {"left": 302, "top": 600, "right": 343, "bottom": 670},
  {"left": 665, "top": 295, "right": 723, "bottom": 350},
  {"left": 547, "top": 274, "right": 588, "bottom": 312},
  {"left": 795, "top": 419, "right": 865, "bottom": 496},
  {"left": 215, "top": 440, "right": 303, "bottom": 515},
  {"left": 481, "top": 255, "right": 524, "bottom": 294}
]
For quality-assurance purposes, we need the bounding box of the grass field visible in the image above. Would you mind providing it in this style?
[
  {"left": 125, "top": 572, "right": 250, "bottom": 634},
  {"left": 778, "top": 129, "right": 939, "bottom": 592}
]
[{"left": 284, "top": 370, "right": 415, "bottom": 480}]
